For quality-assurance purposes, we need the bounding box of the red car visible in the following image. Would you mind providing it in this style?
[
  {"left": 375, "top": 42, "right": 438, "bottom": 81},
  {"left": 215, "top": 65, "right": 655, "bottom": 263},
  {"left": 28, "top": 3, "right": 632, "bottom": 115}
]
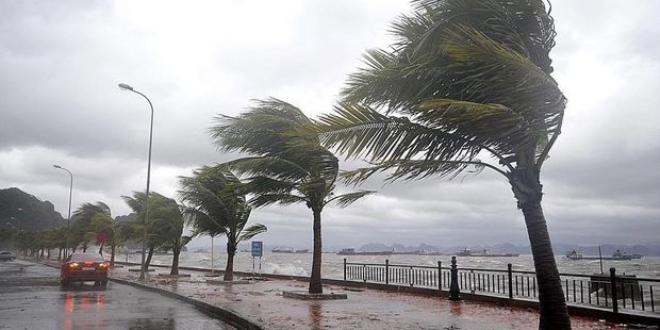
[{"left": 60, "top": 253, "right": 109, "bottom": 288}]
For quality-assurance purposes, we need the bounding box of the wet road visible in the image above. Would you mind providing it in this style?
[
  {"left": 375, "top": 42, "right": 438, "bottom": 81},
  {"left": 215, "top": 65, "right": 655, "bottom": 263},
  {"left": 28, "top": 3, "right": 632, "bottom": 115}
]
[{"left": 0, "top": 260, "right": 235, "bottom": 330}]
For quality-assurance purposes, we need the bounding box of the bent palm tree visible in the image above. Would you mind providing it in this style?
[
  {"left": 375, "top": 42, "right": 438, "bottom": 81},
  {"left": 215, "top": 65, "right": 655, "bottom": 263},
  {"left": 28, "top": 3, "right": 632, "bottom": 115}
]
[
  {"left": 148, "top": 195, "right": 192, "bottom": 275},
  {"left": 210, "top": 99, "right": 373, "bottom": 293},
  {"left": 72, "top": 202, "right": 112, "bottom": 254},
  {"left": 122, "top": 192, "right": 169, "bottom": 271},
  {"left": 87, "top": 210, "right": 124, "bottom": 265},
  {"left": 179, "top": 165, "right": 266, "bottom": 281},
  {"left": 313, "top": 1, "right": 569, "bottom": 328}
]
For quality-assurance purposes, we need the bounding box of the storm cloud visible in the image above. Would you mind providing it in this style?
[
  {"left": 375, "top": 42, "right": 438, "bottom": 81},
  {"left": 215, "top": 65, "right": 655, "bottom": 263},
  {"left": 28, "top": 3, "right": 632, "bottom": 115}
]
[{"left": 1, "top": 0, "right": 658, "bottom": 249}]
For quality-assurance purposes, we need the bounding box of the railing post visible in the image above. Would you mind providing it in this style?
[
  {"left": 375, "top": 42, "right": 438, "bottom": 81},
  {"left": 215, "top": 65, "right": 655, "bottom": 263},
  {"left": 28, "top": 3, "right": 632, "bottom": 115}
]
[
  {"left": 385, "top": 259, "right": 389, "bottom": 285},
  {"left": 507, "top": 263, "right": 513, "bottom": 299},
  {"left": 610, "top": 267, "right": 618, "bottom": 314},
  {"left": 449, "top": 256, "right": 461, "bottom": 301},
  {"left": 343, "top": 258, "right": 347, "bottom": 281},
  {"left": 438, "top": 261, "right": 442, "bottom": 291}
]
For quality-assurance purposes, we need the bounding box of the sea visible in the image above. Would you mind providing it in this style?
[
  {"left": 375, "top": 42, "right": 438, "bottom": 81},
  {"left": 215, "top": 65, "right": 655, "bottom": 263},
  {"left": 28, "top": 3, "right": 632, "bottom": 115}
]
[{"left": 121, "top": 251, "right": 660, "bottom": 280}]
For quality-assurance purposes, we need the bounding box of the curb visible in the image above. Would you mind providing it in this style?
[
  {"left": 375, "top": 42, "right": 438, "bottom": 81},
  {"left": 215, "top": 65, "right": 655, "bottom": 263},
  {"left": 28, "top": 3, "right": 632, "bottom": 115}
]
[{"left": 108, "top": 277, "right": 264, "bottom": 330}]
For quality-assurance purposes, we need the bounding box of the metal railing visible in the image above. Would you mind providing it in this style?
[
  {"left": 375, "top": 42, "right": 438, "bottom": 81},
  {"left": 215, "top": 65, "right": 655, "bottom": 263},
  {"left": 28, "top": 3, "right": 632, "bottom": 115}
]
[{"left": 343, "top": 258, "right": 660, "bottom": 316}]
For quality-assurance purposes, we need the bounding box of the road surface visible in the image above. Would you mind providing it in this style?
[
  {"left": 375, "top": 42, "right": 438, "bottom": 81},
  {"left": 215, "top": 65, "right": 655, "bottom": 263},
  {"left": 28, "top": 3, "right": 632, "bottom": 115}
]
[{"left": 0, "top": 260, "right": 235, "bottom": 330}]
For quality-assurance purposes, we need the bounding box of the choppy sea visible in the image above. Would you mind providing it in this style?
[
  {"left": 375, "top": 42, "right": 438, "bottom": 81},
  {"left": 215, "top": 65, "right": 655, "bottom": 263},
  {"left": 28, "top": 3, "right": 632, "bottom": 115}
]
[{"left": 121, "top": 251, "right": 660, "bottom": 280}]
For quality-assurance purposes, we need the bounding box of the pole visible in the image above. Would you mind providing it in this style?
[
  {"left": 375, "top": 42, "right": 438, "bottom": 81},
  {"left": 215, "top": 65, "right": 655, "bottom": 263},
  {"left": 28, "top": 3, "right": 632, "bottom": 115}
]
[
  {"left": 598, "top": 246, "right": 604, "bottom": 274},
  {"left": 54, "top": 165, "right": 73, "bottom": 260},
  {"left": 449, "top": 256, "right": 461, "bottom": 301},
  {"left": 118, "top": 83, "right": 153, "bottom": 280}
]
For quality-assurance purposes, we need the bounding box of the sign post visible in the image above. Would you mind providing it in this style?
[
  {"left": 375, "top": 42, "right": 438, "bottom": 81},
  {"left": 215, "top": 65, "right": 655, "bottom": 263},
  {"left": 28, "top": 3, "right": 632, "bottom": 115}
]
[{"left": 251, "top": 241, "right": 263, "bottom": 278}]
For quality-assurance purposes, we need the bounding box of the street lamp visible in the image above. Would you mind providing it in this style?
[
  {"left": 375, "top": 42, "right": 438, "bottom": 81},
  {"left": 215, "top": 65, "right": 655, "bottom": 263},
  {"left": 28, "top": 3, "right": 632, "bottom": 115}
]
[
  {"left": 118, "top": 82, "right": 153, "bottom": 280},
  {"left": 11, "top": 208, "right": 22, "bottom": 255},
  {"left": 53, "top": 165, "right": 73, "bottom": 260}
]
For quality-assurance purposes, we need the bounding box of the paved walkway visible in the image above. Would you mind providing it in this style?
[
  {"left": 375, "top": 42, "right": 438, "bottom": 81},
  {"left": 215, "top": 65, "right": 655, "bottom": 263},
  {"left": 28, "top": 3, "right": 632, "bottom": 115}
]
[{"left": 105, "top": 264, "right": 626, "bottom": 330}]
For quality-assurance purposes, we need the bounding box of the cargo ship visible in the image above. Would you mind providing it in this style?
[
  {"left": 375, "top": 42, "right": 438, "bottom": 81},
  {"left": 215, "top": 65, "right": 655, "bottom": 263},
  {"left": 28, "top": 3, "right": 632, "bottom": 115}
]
[
  {"left": 337, "top": 248, "right": 392, "bottom": 256},
  {"left": 456, "top": 248, "right": 519, "bottom": 257}
]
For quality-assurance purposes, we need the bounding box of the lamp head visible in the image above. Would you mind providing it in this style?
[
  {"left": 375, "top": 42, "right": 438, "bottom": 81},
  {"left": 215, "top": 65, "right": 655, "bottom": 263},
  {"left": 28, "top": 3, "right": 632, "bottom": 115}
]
[{"left": 118, "top": 83, "right": 133, "bottom": 91}]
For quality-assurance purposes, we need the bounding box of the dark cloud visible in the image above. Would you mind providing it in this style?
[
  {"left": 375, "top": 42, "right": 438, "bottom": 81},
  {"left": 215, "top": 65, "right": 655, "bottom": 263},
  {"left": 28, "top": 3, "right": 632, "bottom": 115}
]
[{"left": 0, "top": 0, "right": 658, "bottom": 248}]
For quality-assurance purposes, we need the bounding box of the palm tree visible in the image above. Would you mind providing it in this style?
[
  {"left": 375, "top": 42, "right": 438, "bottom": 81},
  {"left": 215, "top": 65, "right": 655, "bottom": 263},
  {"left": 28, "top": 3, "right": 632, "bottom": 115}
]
[
  {"left": 147, "top": 194, "right": 192, "bottom": 275},
  {"left": 179, "top": 165, "right": 267, "bottom": 281},
  {"left": 122, "top": 192, "right": 169, "bottom": 270},
  {"left": 72, "top": 202, "right": 113, "bottom": 253},
  {"left": 210, "top": 99, "right": 374, "bottom": 293},
  {"left": 313, "top": 1, "right": 569, "bottom": 328},
  {"left": 87, "top": 211, "right": 125, "bottom": 265}
]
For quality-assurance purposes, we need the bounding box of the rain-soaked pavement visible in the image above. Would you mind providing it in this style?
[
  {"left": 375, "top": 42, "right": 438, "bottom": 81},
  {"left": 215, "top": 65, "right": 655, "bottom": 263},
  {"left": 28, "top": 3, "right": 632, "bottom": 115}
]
[
  {"left": 5, "top": 259, "right": 656, "bottom": 330},
  {"left": 108, "top": 264, "right": 645, "bottom": 330},
  {"left": 0, "top": 260, "right": 235, "bottom": 330}
]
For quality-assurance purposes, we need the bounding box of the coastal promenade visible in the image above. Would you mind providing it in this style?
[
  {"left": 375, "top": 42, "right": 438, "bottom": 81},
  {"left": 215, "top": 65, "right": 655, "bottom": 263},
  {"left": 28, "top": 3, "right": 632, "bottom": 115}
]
[{"left": 106, "top": 263, "right": 624, "bottom": 330}]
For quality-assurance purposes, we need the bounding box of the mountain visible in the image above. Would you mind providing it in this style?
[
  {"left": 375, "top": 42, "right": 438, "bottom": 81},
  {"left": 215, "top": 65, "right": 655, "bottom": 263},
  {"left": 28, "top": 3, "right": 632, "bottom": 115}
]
[{"left": 0, "top": 187, "right": 65, "bottom": 231}]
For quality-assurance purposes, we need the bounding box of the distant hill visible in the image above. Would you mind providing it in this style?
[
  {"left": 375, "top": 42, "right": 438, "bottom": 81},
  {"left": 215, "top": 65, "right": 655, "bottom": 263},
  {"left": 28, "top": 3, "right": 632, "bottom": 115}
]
[{"left": 0, "top": 187, "right": 65, "bottom": 231}]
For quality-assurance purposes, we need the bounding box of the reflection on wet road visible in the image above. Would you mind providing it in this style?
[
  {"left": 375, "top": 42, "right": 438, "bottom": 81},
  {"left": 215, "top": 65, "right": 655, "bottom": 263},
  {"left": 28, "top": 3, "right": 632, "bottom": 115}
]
[{"left": 0, "top": 261, "right": 235, "bottom": 330}]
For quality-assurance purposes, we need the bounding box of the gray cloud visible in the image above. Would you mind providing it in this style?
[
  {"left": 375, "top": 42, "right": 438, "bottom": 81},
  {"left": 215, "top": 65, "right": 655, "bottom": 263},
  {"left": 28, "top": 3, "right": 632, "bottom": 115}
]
[{"left": 1, "top": 0, "right": 658, "bottom": 249}]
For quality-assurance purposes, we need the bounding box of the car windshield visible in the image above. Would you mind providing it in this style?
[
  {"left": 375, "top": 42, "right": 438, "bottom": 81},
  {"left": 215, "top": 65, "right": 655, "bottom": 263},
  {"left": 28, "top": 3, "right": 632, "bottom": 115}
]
[{"left": 69, "top": 253, "right": 105, "bottom": 262}]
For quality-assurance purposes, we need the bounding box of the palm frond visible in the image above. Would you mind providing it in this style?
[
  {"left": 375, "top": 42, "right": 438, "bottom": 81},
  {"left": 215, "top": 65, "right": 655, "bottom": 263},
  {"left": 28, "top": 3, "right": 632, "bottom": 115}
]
[
  {"left": 249, "top": 194, "right": 308, "bottom": 208},
  {"left": 238, "top": 223, "right": 267, "bottom": 242},
  {"left": 314, "top": 102, "right": 481, "bottom": 166},
  {"left": 325, "top": 191, "right": 375, "bottom": 208},
  {"left": 340, "top": 158, "right": 496, "bottom": 185}
]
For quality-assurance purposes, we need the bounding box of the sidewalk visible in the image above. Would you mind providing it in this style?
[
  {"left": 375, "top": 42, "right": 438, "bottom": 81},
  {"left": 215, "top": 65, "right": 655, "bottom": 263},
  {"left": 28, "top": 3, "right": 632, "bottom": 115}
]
[{"left": 107, "top": 264, "right": 626, "bottom": 330}]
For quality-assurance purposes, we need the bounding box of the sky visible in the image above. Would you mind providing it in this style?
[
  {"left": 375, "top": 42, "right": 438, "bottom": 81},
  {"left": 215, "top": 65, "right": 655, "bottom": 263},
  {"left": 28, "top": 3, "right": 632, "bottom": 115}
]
[{"left": 1, "top": 0, "right": 658, "bottom": 250}]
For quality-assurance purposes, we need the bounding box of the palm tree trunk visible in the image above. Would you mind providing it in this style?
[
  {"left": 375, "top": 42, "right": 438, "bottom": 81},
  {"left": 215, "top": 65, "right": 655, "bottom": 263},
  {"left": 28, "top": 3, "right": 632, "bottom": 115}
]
[
  {"left": 145, "top": 246, "right": 154, "bottom": 269},
  {"left": 110, "top": 245, "right": 116, "bottom": 266},
  {"left": 171, "top": 248, "right": 180, "bottom": 276},
  {"left": 211, "top": 235, "right": 215, "bottom": 273},
  {"left": 522, "top": 199, "right": 571, "bottom": 330},
  {"left": 308, "top": 209, "right": 323, "bottom": 294},
  {"left": 224, "top": 249, "right": 234, "bottom": 282}
]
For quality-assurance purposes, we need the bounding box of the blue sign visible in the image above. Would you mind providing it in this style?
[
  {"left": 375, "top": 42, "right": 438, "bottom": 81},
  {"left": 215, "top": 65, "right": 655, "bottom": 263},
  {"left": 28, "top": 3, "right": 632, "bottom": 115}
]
[{"left": 251, "top": 241, "right": 263, "bottom": 257}]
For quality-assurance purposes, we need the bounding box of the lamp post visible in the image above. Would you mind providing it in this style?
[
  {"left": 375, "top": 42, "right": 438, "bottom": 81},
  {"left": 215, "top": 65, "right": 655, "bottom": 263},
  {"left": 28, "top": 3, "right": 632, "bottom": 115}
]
[
  {"left": 8, "top": 219, "right": 17, "bottom": 255},
  {"left": 11, "top": 208, "right": 22, "bottom": 255},
  {"left": 118, "top": 82, "right": 153, "bottom": 280},
  {"left": 53, "top": 165, "right": 73, "bottom": 260}
]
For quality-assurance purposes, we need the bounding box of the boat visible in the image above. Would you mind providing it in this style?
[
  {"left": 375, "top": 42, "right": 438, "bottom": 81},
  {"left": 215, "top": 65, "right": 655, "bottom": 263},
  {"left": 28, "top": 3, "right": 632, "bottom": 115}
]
[
  {"left": 455, "top": 248, "right": 519, "bottom": 257},
  {"left": 565, "top": 249, "right": 633, "bottom": 261},
  {"left": 337, "top": 248, "right": 392, "bottom": 256},
  {"left": 392, "top": 249, "right": 443, "bottom": 256},
  {"left": 272, "top": 247, "right": 294, "bottom": 253},
  {"left": 294, "top": 249, "right": 309, "bottom": 254}
]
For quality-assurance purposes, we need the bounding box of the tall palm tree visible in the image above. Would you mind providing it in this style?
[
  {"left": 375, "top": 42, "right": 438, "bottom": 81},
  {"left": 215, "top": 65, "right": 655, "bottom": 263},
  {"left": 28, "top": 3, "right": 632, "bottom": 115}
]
[
  {"left": 179, "top": 165, "right": 267, "bottom": 281},
  {"left": 147, "top": 194, "right": 192, "bottom": 275},
  {"left": 313, "top": 1, "right": 569, "bottom": 328},
  {"left": 210, "top": 99, "right": 373, "bottom": 293}
]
